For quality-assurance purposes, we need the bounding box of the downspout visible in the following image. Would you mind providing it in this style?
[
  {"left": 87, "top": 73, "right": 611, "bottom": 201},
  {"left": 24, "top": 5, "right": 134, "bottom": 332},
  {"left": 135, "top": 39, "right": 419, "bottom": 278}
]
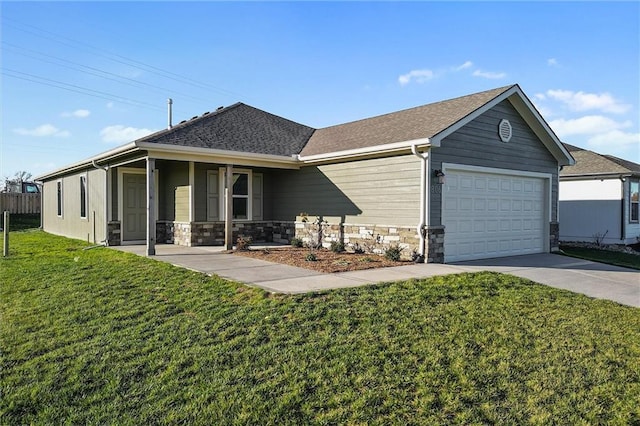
[
  {"left": 620, "top": 176, "right": 626, "bottom": 243},
  {"left": 91, "top": 160, "right": 110, "bottom": 246},
  {"left": 411, "top": 143, "right": 431, "bottom": 263}
]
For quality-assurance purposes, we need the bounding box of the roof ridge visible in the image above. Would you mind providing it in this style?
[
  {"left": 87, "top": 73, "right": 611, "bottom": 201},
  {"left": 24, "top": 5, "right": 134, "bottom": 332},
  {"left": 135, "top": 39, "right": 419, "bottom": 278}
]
[{"left": 316, "top": 84, "right": 516, "bottom": 131}]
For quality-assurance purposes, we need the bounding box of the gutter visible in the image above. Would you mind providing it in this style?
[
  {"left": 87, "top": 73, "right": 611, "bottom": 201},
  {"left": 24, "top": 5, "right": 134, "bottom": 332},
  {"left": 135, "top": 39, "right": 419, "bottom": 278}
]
[
  {"left": 299, "top": 138, "right": 436, "bottom": 164},
  {"left": 91, "top": 160, "right": 110, "bottom": 246},
  {"left": 411, "top": 142, "right": 431, "bottom": 263}
]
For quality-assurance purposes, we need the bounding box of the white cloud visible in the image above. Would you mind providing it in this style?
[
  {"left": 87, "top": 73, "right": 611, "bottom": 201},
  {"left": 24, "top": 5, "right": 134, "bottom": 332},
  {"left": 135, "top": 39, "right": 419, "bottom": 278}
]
[
  {"left": 545, "top": 89, "right": 630, "bottom": 114},
  {"left": 534, "top": 93, "right": 546, "bottom": 101},
  {"left": 549, "top": 115, "right": 632, "bottom": 137},
  {"left": 547, "top": 58, "right": 559, "bottom": 67},
  {"left": 472, "top": 69, "right": 506, "bottom": 79},
  {"left": 62, "top": 109, "right": 91, "bottom": 118},
  {"left": 587, "top": 130, "right": 640, "bottom": 149},
  {"left": 106, "top": 102, "right": 115, "bottom": 109},
  {"left": 398, "top": 69, "right": 435, "bottom": 86},
  {"left": 13, "top": 124, "right": 70, "bottom": 138},
  {"left": 100, "top": 125, "right": 154, "bottom": 144},
  {"left": 453, "top": 61, "right": 473, "bottom": 71}
]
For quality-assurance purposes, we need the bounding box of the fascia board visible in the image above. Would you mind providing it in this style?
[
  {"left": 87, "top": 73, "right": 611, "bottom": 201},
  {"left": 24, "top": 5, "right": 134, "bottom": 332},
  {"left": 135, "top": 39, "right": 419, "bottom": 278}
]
[
  {"left": 137, "top": 142, "right": 301, "bottom": 169},
  {"left": 35, "top": 142, "right": 139, "bottom": 181},
  {"left": 298, "top": 138, "right": 434, "bottom": 164}
]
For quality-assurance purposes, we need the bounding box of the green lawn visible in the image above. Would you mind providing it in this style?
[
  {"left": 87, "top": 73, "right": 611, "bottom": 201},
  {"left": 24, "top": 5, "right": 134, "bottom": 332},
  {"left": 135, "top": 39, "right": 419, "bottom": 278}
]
[
  {"left": 2, "top": 231, "right": 639, "bottom": 425},
  {"left": 560, "top": 245, "right": 640, "bottom": 270}
]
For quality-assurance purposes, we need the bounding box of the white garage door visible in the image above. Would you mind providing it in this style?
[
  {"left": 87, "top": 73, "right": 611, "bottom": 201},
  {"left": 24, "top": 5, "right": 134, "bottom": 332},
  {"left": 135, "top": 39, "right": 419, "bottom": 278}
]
[{"left": 442, "top": 167, "right": 547, "bottom": 262}]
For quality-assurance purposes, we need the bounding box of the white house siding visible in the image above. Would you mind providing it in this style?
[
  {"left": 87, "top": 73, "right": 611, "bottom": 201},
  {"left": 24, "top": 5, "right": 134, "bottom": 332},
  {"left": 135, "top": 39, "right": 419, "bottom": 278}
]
[
  {"left": 623, "top": 179, "right": 640, "bottom": 244},
  {"left": 559, "top": 179, "right": 624, "bottom": 244},
  {"left": 42, "top": 168, "right": 107, "bottom": 244},
  {"left": 270, "top": 154, "right": 421, "bottom": 227}
]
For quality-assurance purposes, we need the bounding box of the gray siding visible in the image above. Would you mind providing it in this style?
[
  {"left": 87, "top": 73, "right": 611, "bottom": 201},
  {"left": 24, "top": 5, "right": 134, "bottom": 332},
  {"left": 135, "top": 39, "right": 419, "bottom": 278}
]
[
  {"left": 158, "top": 161, "right": 189, "bottom": 221},
  {"left": 270, "top": 155, "right": 421, "bottom": 226},
  {"left": 559, "top": 200, "right": 623, "bottom": 244},
  {"left": 431, "top": 100, "right": 559, "bottom": 225},
  {"left": 42, "top": 168, "right": 107, "bottom": 243}
]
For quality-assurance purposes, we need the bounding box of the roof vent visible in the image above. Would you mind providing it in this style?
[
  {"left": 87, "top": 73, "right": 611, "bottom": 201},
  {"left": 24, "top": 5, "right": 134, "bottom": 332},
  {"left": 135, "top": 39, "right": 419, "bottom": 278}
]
[
  {"left": 217, "top": 106, "right": 224, "bottom": 111},
  {"left": 498, "top": 119, "right": 512, "bottom": 143}
]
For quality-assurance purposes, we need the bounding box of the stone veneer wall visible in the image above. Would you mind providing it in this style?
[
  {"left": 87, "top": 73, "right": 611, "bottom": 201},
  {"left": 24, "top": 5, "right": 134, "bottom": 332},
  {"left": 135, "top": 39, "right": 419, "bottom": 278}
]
[
  {"left": 293, "top": 219, "right": 447, "bottom": 262},
  {"left": 159, "top": 221, "right": 295, "bottom": 247},
  {"left": 549, "top": 222, "right": 560, "bottom": 252},
  {"left": 107, "top": 221, "right": 121, "bottom": 246}
]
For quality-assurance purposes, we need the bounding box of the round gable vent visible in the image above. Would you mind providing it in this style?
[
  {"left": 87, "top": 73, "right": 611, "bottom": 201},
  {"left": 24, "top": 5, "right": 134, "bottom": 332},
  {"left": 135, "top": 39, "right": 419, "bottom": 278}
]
[{"left": 498, "top": 119, "right": 512, "bottom": 143}]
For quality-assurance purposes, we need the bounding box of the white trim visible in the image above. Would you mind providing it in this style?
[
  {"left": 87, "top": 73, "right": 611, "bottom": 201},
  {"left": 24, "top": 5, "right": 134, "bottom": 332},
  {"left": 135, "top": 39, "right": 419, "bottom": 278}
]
[
  {"left": 117, "top": 167, "right": 159, "bottom": 242},
  {"left": 137, "top": 142, "right": 300, "bottom": 169},
  {"left": 56, "top": 179, "right": 64, "bottom": 218},
  {"left": 441, "top": 162, "right": 553, "bottom": 253},
  {"left": 35, "top": 142, "right": 138, "bottom": 181},
  {"left": 188, "top": 161, "right": 195, "bottom": 222},
  {"left": 299, "top": 138, "right": 434, "bottom": 163},
  {"left": 79, "top": 173, "right": 88, "bottom": 220},
  {"left": 219, "top": 168, "right": 253, "bottom": 221}
]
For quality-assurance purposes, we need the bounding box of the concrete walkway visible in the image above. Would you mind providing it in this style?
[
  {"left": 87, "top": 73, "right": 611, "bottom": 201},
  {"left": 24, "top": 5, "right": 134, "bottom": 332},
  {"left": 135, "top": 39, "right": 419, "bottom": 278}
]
[{"left": 112, "top": 245, "right": 639, "bottom": 307}]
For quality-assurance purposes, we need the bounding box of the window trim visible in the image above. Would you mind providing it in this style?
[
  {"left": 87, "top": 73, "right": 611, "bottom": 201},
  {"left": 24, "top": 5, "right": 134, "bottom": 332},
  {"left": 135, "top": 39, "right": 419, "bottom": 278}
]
[
  {"left": 80, "top": 174, "right": 88, "bottom": 220},
  {"left": 630, "top": 179, "right": 639, "bottom": 223},
  {"left": 56, "top": 179, "right": 63, "bottom": 217},
  {"left": 219, "top": 168, "right": 258, "bottom": 221}
]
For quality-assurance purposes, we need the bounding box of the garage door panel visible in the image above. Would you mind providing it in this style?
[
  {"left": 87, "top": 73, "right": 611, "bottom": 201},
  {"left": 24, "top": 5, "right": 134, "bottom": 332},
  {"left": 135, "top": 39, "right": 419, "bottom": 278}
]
[{"left": 443, "top": 168, "right": 546, "bottom": 262}]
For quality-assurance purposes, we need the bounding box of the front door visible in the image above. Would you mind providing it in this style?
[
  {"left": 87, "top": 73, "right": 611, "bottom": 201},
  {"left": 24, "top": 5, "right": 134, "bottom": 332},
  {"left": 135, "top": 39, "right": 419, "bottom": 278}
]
[{"left": 123, "top": 173, "right": 146, "bottom": 241}]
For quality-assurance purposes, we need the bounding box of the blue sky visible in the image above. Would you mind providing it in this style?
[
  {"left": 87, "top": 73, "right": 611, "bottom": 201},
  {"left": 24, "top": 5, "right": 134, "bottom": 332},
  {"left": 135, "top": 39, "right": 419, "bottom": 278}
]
[{"left": 1, "top": 1, "right": 639, "bottom": 180}]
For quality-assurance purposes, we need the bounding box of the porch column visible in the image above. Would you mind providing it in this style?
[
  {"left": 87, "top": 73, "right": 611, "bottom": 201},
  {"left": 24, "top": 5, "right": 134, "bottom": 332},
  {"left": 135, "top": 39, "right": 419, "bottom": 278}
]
[
  {"left": 146, "top": 157, "right": 156, "bottom": 256},
  {"left": 225, "top": 164, "right": 233, "bottom": 250}
]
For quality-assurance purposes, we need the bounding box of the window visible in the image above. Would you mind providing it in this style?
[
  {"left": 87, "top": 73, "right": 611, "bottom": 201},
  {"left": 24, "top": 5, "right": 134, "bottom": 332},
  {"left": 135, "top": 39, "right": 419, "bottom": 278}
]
[
  {"left": 217, "top": 169, "right": 263, "bottom": 221},
  {"left": 631, "top": 180, "right": 639, "bottom": 222},
  {"left": 232, "top": 172, "right": 249, "bottom": 219},
  {"left": 56, "top": 180, "right": 63, "bottom": 217},
  {"left": 80, "top": 175, "right": 88, "bottom": 219}
]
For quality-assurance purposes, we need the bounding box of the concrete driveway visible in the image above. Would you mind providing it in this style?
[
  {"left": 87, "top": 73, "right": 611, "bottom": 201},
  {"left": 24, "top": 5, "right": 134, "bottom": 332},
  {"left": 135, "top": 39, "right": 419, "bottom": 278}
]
[
  {"left": 450, "top": 253, "right": 639, "bottom": 307},
  {"left": 112, "top": 245, "right": 639, "bottom": 307}
]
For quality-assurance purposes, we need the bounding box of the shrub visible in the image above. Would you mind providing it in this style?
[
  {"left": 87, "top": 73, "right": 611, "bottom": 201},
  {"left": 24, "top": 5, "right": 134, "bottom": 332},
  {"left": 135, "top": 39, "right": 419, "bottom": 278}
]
[
  {"left": 352, "top": 243, "right": 365, "bottom": 254},
  {"left": 235, "top": 236, "right": 252, "bottom": 251},
  {"left": 384, "top": 244, "right": 403, "bottom": 262},
  {"left": 305, "top": 252, "right": 317, "bottom": 262},
  {"left": 330, "top": 241, "right": 345, "bottom": 253},
  {"left": 291, "top": 237, "right": 303, "bottom": 248}
]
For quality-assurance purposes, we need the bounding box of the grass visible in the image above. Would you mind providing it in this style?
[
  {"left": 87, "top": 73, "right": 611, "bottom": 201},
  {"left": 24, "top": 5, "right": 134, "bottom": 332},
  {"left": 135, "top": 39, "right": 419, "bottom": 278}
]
[
  {"left": 2, "top": 231, "right": 640, "bottom": 425},
  {"left": 560, "top": 245, "right": 640, "bottom": 270}
]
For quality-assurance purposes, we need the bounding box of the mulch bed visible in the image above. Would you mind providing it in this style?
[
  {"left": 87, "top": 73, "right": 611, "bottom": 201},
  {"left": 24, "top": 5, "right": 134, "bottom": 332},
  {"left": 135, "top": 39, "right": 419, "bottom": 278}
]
[{"left": 233, "top": 246, "right": 408, "bottom": 273}]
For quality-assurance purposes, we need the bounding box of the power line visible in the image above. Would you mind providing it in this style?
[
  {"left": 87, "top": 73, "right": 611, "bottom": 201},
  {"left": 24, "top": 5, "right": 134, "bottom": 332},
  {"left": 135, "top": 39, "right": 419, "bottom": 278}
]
[
  {"left": 2, "top": 68, "right": 166, "bottom": 112},
  {"left": 1, "top": 42, "right": 215, "bottom": 107},
  {"left": 2, "top": 16, "right": 245, "bottom": 100}
]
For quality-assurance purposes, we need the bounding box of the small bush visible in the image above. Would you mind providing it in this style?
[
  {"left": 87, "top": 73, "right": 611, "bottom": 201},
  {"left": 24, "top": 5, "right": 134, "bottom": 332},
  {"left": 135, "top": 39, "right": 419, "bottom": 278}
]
[
  {"left": 305, "top": 252, "right": 317, "bottom": 262},
  {"left": 330, "top": 241, "right": 345, "bottom": 253},
  {"left": 384, "top": 244, "right": 403, "bottom": 262},
  {"left": 235, "top": 236, "right": 252, "bottom": 251},
  {"left": 291, "top": 237, "right": 303, "bottom": 248},
  {"left": 352, "top": 243, "right": 365, "bottom": 254}
]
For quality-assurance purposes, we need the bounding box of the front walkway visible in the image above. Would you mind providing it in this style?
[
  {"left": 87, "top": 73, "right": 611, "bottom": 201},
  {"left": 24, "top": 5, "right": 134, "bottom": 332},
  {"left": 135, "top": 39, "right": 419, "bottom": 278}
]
[{"left": 112, "top": 245, "right": 640, "bottom": 307}]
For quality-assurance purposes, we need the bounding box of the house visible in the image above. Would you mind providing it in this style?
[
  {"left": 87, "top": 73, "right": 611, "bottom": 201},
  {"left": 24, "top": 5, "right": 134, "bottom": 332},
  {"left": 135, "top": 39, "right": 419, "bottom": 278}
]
[
  {"left": 36, "top": 84, "right": 574, "bottom": 263},
  {"left": 559, "top": 144, "right": 640, "bottom": 245}
]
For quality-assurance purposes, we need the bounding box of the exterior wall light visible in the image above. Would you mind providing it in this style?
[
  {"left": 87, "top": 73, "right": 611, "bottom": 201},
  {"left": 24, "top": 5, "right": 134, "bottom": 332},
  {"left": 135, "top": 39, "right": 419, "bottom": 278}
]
[{"left": 434, "top": 169, "right": 445, "bottom": 184}]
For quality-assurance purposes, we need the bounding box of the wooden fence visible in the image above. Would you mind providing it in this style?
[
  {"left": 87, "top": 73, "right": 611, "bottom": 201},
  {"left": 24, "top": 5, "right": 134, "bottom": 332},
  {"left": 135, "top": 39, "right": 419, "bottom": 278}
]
[{"left": 0, "top": 193, "right": 41, "bottom": 214}]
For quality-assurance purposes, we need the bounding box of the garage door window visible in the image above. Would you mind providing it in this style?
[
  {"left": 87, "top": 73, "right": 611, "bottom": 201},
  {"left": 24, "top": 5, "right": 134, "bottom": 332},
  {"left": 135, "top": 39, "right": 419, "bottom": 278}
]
[{"left": 631, "top": 181, "right": 639, "bottom": 222}]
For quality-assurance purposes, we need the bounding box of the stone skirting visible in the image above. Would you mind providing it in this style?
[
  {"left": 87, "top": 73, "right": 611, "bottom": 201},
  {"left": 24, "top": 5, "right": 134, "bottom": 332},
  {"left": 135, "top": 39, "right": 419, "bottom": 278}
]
[
  {"left": 158, "top": 221, "right": 295, "bottom": 247},
  {"left": 294, "top": 217, "right": 445, "bottom": 262},
  {"left": 549, "top": 221, "right": 560, "bottom": 252},
  {"left": 107, "top": 221, "right": 121, "bottom": 246}
]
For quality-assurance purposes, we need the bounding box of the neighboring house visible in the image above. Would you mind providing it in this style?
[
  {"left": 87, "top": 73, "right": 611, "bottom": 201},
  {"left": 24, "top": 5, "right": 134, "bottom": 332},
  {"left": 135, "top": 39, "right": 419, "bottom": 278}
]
[
  {"left": 36, "top": 84, "right": 574, "bottom": 263},
  {"left": 559, "top": 144, "right": 640, "bottom": 245}
]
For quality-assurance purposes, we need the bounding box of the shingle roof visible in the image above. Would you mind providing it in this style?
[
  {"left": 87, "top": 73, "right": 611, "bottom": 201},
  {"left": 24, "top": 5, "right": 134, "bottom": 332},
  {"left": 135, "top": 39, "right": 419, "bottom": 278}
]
[
  {"left": 299, "top": 85, "right": 515, "bottom": 157},
  {"left": 137, "top": 103, "right": 315, "bottom": 157},
  {"left": 560, "top": 143, "right": 640, "bottom": 176}
]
